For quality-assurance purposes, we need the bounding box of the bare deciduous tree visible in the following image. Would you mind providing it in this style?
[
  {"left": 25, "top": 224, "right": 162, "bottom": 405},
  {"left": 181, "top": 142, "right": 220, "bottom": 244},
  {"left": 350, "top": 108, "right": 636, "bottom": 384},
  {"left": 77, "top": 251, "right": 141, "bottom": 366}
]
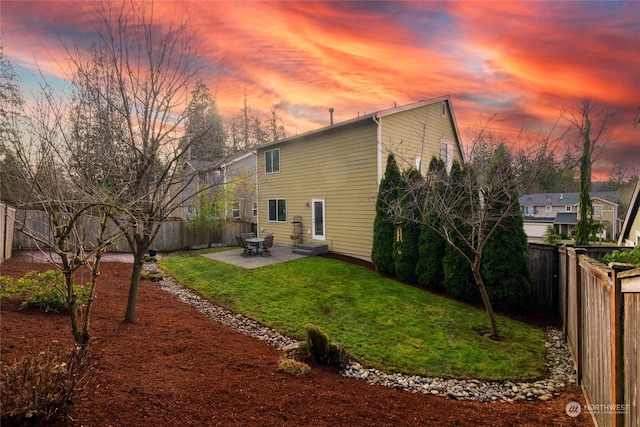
[
  {"left": 564, "top": 100, "right": 613, "bottom": 245},
  {"left": 388, "top": 122, "right": 549, "bottom": 339},
  {"left": 62, "top": 0, "right": 205, "bottom": 322}
]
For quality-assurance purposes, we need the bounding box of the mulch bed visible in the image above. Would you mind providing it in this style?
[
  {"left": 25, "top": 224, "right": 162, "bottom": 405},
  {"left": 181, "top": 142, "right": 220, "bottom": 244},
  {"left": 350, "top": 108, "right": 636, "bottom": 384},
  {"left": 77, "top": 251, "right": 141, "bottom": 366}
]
[{"left": 1, "top": 252, "right": 592, "bottom": 426}]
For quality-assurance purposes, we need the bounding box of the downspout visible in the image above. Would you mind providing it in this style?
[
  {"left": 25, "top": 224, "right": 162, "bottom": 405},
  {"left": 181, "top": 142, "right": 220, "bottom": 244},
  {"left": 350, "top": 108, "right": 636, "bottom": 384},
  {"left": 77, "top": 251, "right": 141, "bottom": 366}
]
[
  {"left": 254, "top": 150, "right": 259, "bottom": 237},
  {"left": 373, "top": 115, "right": 382, "bottom": 184}
]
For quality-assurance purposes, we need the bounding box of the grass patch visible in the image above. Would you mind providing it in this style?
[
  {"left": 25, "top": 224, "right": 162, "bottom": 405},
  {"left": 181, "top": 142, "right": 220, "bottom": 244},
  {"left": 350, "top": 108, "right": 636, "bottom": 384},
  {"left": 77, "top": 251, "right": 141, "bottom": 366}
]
[{"left": 160, "top": 252, "right": 546, "bottom": 381}]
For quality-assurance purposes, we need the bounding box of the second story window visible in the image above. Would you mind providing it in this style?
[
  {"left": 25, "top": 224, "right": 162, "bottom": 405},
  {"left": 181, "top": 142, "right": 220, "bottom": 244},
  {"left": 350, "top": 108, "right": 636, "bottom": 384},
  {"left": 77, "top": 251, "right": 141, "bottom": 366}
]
[
  {"left": 265, "top": 148, "right": 280, "bottom": 174},
  {"left": 594, "top": 205, "right": 603, "bottom": 217},
  {"left": 232, "top": 202, "right": 241, "bottom": 219}
]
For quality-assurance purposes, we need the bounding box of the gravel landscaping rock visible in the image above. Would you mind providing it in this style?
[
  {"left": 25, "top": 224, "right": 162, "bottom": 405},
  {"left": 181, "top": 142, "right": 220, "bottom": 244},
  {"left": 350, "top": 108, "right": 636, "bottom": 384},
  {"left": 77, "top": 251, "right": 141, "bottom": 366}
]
[{"left": 152, "top": 263, "right": 576, "bottom": 403}]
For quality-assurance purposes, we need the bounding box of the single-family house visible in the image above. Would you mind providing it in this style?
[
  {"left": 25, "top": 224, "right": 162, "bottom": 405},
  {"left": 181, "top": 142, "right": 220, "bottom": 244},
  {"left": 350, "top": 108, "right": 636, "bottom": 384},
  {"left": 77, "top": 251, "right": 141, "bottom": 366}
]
[
  {"left": 255, "top": 96, "right": 464, "bottom": 260},
  {"left": 519, "top": 191, "right": 620, "bottom": 240},
  {"left": 618, "top": 180, "right": 640, "bottom": 246},
  {"left": 181, "top": 150, "right": 257, "bottom": 223}
]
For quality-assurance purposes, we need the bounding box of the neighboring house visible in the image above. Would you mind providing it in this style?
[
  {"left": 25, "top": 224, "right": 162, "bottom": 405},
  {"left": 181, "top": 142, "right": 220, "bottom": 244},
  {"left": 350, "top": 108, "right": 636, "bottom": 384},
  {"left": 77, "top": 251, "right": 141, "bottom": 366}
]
[
  {"left": 618, "top": 180, "right": 640, "bottom": 246},
  {"left": 255, "top": 96, "right": 464, "bottom": 260},
  {"left": 519, "top": 191, "right": 620, "bottom": 240},
  {"left": 181, "top": 150, "right": 257, "bottom": 223}
]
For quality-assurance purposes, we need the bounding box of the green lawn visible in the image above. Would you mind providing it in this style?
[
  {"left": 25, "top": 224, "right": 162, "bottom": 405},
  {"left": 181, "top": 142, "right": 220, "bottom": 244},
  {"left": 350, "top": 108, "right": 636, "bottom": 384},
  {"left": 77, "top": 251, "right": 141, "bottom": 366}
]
[{"left": 159, "top": 250, "right": 547, "bottom": 381}]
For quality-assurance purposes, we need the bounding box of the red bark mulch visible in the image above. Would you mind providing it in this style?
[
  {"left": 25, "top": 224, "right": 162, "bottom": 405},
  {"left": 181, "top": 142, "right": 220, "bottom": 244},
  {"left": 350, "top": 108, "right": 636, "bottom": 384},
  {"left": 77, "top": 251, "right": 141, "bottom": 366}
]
[{"left": 0, "top": 253, "right": 593, "bottom": 426}]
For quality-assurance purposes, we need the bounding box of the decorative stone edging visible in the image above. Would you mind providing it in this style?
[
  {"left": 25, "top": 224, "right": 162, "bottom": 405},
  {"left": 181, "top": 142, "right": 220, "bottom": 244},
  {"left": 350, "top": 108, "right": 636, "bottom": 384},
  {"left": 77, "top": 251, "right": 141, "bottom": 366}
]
[{"left": 150, "top": 264, "right": 576, "bottom": 402}]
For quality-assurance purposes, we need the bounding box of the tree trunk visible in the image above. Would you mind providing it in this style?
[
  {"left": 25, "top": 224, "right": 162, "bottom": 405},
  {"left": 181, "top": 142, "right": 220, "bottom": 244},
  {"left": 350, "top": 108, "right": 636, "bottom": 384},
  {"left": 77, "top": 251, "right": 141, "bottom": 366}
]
[
  {"left": 471, "top": 258, "right": 500, "bottom": 340},
  {"left": 124, "top": 239, "right": 148, "bottom": 323}
]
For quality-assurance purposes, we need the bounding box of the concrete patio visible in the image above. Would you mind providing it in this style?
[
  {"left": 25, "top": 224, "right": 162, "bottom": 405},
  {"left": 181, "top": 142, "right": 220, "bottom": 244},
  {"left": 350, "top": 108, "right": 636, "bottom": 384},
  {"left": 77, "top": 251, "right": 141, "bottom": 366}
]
[{"left": 202, "top": 243, "right": 306, "bottom": 269}]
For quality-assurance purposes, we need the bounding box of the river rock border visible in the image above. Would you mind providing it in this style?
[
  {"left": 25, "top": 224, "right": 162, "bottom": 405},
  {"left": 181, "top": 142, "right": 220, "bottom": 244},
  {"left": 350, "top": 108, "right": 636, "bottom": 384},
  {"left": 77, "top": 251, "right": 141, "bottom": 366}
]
[{"left": 150, "top": 264, "right": 576, "bottom": 402}]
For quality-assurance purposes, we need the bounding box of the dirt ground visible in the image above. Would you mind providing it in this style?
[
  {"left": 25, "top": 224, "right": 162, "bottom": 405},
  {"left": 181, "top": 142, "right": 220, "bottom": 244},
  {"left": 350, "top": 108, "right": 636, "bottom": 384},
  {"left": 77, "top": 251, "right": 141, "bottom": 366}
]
[{"left": 1, "top": 251, "right": 593, "bottom": 426}]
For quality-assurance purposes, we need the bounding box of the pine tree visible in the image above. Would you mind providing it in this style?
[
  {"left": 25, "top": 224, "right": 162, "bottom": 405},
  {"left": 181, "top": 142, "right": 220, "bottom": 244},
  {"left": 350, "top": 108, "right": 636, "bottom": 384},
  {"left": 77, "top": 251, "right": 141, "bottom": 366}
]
[{"left": 372, "top": 154, "right": 401, "bottom": 274}]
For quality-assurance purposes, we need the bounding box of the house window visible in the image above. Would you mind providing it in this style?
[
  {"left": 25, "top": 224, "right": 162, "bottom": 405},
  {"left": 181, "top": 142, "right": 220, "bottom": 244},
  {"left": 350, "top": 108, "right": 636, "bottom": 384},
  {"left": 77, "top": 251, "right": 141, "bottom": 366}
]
[
  {"left": 265, "top": 149, "right": 280, "bottom": 174},
  {"left": 268, "top": 199, "right": 287, "bottom": 222},
  {"left": 546, "top": 205, "right": 552, "bottom": 213},
  {"left": 440, "top": 139, "right": 453, "bottom": 172},
  {"left": 252, "top": 201, "right": 258, "bottom": 218},
  {"left": 441, "top": 101, "right": 447, "bottom": 118},
  {"left": 593, "top": 205, "right": 603, "bottom": 217},
  {"left": 565, "top": 206, "right": 572, "bottom": 212},
  {"left": 232, "top": 202, "right": 241, "bottom": 219},
  {"left": 522, "top": 206, "right": 536, "bottom": 215},
  {"left": 415, "top": 156, "right": 422, "bottom": 171}
]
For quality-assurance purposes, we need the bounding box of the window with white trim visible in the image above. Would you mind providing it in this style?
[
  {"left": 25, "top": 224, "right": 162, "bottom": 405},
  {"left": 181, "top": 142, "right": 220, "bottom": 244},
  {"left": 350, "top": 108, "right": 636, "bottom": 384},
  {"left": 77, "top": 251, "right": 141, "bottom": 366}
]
[
  {"left": 593, "top": 205, "right": 603, "bottom": 217},
  {"left": 265, "top": 149, "right": 280, "bottom": 174},
  {"left": 268, "top": 199, "right": 287, "bottom": 222},
  {"left": 546, "top": 205, "right": 552, "bottom": 213},
  {"left": 565, "top": 205, "right": 572, "bottom": 212},
  {"left": 522, "top": 206, "right": 536, "bottom": 215},
  {"left": 440, "top": 139, "right": 453, "bottom": 172},
  {"left": 232, "top": 202, "right": 241, "bottom": 219},
  {"left": 252, "top": 201, "right": 258, "bottom": 218}
]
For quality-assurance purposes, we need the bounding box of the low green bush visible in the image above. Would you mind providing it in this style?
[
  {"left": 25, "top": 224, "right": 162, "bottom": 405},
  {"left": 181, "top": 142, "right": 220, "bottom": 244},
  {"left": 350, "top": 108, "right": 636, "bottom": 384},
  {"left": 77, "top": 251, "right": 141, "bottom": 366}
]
[
  {"left": 0, "top": 270, "right": 85, "bottom": 313},
  {"left": 304, "top": 324, "right": 349, "bottom": 369},
  {"left": 602, "top": 246, "right": 640, "bottom": 268},
  {"left": 0, "top": 342, "right": 91, "bottom": 424}
]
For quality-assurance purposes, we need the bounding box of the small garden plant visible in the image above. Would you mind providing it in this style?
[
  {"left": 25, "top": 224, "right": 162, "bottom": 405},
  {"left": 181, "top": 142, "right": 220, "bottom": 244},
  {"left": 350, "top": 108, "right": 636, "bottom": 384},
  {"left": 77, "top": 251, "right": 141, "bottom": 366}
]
[
  {"left": 0, "top": 342, "right": 91, "bottom": 424},
  {"left": 602, "top": 245, "right": 640, "bottom": 268},
  {"left": 0, "top": 270, "right": 86, "bottom": 313}
]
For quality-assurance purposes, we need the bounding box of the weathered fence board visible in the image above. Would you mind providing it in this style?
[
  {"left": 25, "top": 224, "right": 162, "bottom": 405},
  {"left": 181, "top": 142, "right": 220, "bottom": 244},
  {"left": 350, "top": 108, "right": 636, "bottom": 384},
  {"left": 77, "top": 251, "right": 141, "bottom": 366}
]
[
  {"left": 12, "top": 209, "right": 253, "bottom": 252},
  {"left": 1, "top": 202, "right": 16, "bottom": 263},
  {"left": 621, "top": 269, "right": 640, "bottom": 427},
  {"left": 579, "top": 257, "right": 614, "bottom": 427},
  {"left": 527, "top": 243, "right": 559, "bottom": 312}
]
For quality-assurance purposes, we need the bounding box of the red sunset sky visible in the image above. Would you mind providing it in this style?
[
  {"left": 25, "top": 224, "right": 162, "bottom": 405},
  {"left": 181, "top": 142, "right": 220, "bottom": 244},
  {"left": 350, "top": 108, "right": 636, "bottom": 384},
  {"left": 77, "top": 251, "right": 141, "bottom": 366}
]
[{"left": 1, "top": 1, "right": 638, "bottom": 181}]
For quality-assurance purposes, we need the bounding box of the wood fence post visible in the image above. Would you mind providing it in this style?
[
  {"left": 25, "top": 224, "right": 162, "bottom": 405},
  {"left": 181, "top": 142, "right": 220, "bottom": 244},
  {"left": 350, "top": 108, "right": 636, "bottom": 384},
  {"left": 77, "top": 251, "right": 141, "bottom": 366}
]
[
  {"left": 575, "top": 248, "right": 586, "bottom": 383},
  {"left": 610, "top": 264, "right": 633, "bottom": 427}
]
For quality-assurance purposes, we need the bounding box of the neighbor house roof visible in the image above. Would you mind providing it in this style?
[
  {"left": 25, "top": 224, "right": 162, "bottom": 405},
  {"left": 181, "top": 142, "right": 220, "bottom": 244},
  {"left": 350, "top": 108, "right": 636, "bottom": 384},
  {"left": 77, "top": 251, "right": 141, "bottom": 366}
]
[
  {"left": 519, "top": 191, "right": 619, "bottom": 206},
  {"left": 554, "top": 212, "right": 578, "bottom": 225}
]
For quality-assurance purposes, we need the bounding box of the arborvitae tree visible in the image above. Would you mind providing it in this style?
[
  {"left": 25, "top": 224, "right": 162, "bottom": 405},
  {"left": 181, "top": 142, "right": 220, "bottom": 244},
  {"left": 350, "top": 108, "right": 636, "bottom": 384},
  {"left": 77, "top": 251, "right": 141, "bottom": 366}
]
[
  {"left": 393, "top": 168, "right": 421, "bottom": 283},
  {"left": 372, "top": 153, "right": 401, "bottom": 274},
  {"left": 442, "top": 161, "right": 475, "bottom": 299},
  {"left": 480, "top": 145, "right": 532, "bottom": 313},
  {"left": 416, "top": 157, "right": 447, "bottom": 290}
]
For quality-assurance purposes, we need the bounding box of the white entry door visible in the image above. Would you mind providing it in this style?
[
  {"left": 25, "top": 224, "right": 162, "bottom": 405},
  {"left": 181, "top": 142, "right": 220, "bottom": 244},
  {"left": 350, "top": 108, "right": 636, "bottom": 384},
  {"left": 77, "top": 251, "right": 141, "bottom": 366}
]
[{"left": 312, "top": 199, "right": 325, "bottom": 240}]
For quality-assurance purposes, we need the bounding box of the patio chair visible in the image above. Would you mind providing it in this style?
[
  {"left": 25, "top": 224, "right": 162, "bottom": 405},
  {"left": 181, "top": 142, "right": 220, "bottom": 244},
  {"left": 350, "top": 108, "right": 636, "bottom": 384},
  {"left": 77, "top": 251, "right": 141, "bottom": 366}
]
[
  {"left": 236, "top": 235, "right": 254, "bottom": 257},
  {"left": 260, "top": 234, "right": 274, "bottom": 256}
]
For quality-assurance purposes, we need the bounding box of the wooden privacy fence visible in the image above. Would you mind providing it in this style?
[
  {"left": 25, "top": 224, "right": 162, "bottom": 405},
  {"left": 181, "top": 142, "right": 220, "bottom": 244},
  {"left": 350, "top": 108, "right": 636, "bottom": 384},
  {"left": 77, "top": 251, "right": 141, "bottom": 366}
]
[
  {"left": 1, "top": 202, "right": 16, "bottom": 263},
  {"left": 560, "top": 246, "right": 638, "bottom": 427},
  {"left": 12, "top": 209, "right": 253, "bottom": 252}
]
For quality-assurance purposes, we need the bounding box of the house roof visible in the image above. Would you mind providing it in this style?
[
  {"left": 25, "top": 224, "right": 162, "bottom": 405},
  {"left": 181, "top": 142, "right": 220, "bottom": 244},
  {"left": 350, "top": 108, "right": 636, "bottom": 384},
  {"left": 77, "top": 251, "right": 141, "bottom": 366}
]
[
  {"left": 519, "top": 191, "right": 619, "bottom": 206},
  {"left": 184, "top": 149, "right": 254, "bottom": 172},
  {"left": 256, "top": 96, "right": 462, "bottom": 154},
  {"left": 618, "top": 180, "right": 640, "bottom": 245},
  {"left": 554, "top": 212, "right": 578, "bottom": 225}
]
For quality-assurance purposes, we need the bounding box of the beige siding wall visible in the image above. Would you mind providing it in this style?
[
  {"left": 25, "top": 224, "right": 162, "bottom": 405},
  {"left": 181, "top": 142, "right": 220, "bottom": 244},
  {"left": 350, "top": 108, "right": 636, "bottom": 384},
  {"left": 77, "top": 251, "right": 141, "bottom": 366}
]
[
  {"left": 380, "top": 102, "right": 461, "bottom": 175},
  {"left": 257, "top": 123, "right": 379, "bottom": 259},
  {"left": 256, "top": 101, "right": 462, "bottom": 260}
]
